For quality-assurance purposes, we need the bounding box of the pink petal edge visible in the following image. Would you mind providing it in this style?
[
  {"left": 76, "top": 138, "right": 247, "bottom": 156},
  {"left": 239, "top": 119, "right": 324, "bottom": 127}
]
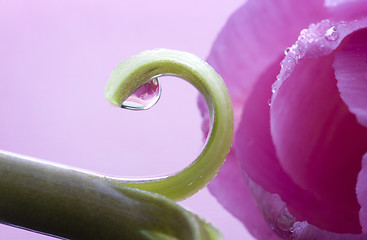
[
  {"left": 271, "top": 18, "right": 367, "bottom": 102},
  {"left": 209, "top": 151, "right": 282, "bottom": 240}
]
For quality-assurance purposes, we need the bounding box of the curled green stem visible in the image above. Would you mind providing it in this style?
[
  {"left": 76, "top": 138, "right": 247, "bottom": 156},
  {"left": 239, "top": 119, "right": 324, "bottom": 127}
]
[
  {"left": 105, "top": 49, "right": 233, "bottom": 201},
  {"left": 0, "top": 49, "right": 233, "bottom": 239}
]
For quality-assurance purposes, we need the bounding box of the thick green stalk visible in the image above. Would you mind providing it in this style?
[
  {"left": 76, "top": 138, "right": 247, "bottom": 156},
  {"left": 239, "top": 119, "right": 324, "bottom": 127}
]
[
  {"left": 105, "top": 49, "right": 233, "bottom": 201},
  {"left": 0, "top": 150, "right": 220, "bottom": 240}
]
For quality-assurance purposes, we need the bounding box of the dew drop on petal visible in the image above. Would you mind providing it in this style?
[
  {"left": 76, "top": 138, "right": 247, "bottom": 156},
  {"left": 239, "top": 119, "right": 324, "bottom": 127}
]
[
  {"left": 271, "top": 84, "right": 277, "bottom": 94},
  {"left": 121, "top": 78, "right": 161, "bottom": 110},
  {"left": 325, "top": 26, "right": 339, "bottom": 41},
  {"left": 284, "top": 47, "right": 291, "bottom": 56}
]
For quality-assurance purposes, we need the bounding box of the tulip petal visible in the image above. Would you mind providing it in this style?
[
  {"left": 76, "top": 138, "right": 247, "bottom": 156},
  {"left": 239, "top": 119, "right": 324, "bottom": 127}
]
[
  {"left": 236, "top": 59, "right": 332, "bottom": 232},
  {"left": 234, "top": 57, "right": 367, "bottom": 238},
  {"left": 208, "top": 151, "right": 282, "bottom": 240},
  {"left": 201, "top": 0, "right": 367, "bottom": 238},
  {"left": 270, "top": 19, "right": 367, "bottom": 233},
  {"left": 202, "top": 0, "right": 327, "bottom": 235},
  {"left": 234, "top": 59, "right": 285, "bottom": 200},
  {"left": 233, "top": 60, "right": 298, "bottom": 239},
  {"left": 247, "top": 178, "right": 367, "bottom": 239},
  {"left": 334, "top": 28, "right": 367, "bottom": 127},
  {"left": 201, "top": 0, "right": 326, "bottom": 132}
]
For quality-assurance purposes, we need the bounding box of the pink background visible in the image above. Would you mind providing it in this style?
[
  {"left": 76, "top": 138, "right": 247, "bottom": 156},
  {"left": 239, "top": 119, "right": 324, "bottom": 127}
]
[{"left": 0, "top": 1, "right": 254, "bottom": 239}]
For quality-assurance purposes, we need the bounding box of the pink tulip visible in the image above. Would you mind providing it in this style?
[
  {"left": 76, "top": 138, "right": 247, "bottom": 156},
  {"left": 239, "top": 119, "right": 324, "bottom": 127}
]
[{"left": 199, "top": 0, "right": 367, "bottom": 239}]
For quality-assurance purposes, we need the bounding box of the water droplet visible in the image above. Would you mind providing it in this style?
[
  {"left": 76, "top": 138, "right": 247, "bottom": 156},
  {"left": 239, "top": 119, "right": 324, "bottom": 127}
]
[
  {"left": 271, "top": 85, "right": 277, "bottom": 94},
  {"left": 121, "top": 78, "right": 161, "bottom": 110},
  {"left": 325, "top": 26, "right": 339, "bottom": 41},
  {"left": 284, "top": 47, "right": 291, "bottom": 56}
]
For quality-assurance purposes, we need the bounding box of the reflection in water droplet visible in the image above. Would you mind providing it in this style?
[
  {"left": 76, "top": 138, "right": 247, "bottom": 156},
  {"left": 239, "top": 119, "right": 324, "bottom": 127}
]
[
  {"left": 325, "top": 26, "right": 339, "bottom": 41},
  {"left": 121, "top": 78, "right": 161, "bottom": 110}
]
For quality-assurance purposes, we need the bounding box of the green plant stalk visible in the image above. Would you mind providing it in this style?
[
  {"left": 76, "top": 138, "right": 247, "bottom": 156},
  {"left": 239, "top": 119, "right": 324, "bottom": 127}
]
[
  {"left": 0, "top": 150, "right": 220, "bottom": 240},
  {"left": 0, "top": 49, "right": 233, "bottom": 239},
  {"left": 105, "top": 49, "right": 234, "bottom": 201}
]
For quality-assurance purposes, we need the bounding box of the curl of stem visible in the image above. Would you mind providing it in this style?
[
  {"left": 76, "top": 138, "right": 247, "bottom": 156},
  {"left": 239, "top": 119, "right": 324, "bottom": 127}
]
[
  {"left": 105, "top": 49, "right": 233, "bottom": 201},
  {"left": 0, "top": 49, "right": 233, "bottom": 239}
]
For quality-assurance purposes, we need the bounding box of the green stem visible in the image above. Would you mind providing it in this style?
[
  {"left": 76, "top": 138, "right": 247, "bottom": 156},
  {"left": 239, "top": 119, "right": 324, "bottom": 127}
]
[
  {"left": 0, "top": 150, "right": 219, "bottom": 240},
  {"left": 0, "top": 49, "right": 233, "bottom": 239},
  {"left": 105, "top": 49, "right": 233, "bottom": 201}
]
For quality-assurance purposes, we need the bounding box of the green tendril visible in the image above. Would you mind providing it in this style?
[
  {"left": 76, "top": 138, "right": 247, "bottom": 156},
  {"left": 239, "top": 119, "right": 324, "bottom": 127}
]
[
  {"left": 0, "top": 49, "right": 233, "bottom": 239},
  {"left": 105, "top": 49, "right": 233, "bottom": 201}
]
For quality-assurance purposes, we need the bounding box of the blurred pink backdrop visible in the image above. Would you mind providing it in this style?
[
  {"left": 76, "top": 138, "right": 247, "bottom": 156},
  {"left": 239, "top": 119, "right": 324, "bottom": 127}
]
[{"left": 0, "top": 1, "right": 254, "bottom": 239}]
